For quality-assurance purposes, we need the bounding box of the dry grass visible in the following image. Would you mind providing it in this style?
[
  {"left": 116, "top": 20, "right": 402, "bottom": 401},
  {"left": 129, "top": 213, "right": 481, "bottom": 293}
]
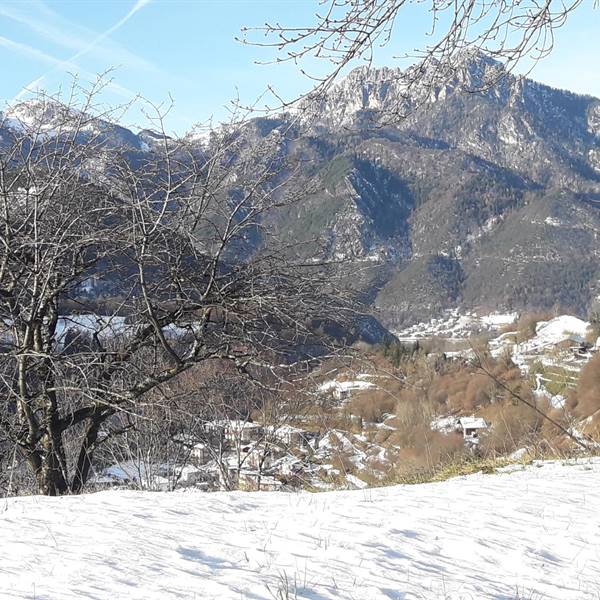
[{"left": 370, "top": 455, "right": 520, "bottom": 486}]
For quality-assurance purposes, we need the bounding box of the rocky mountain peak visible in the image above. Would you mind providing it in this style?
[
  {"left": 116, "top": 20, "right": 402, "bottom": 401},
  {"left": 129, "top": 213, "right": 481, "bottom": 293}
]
[
  {"left": 3, "top": 98, "right": 80, "bottom": 132},
  {"left": 305, "top": 51, "right": 511, "bottom": 130}
]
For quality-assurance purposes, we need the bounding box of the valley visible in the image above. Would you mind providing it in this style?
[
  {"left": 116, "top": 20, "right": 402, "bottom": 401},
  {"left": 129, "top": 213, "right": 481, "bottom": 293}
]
[{"left": 2, "top": 8, "right": 600, "bottom": 594}]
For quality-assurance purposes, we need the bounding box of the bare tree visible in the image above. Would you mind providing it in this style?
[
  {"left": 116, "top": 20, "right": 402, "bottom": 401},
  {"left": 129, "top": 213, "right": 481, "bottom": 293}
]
[{"left": 0, "top": 78, "right": 349, "bottom": 496}]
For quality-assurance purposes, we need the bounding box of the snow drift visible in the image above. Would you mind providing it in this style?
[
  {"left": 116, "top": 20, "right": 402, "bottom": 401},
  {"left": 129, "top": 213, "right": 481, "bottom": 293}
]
[{"left": 1, "top": 459, "right": 599, "bottom": 599}]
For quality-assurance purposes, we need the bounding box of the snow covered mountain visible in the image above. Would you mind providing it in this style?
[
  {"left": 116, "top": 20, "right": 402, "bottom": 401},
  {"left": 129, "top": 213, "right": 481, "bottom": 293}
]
[{"left": 0, "top": 98, "right": 149, "bottom": 151}]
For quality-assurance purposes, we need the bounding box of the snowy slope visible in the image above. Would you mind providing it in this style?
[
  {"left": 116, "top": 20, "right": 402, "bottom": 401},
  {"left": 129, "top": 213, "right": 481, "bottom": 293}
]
[
  {"left": 1, "top": 459, "right": 600, "bottom": 599},
  {"left": 519, "top": 315, "right": 590, "bottom": 354},
  {"left": 490, "top": 315, "right": 593, "bottom": 382}
]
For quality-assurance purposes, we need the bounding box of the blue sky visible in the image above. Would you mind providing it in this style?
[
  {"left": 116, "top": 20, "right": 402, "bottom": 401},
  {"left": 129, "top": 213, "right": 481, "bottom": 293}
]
[{"left": 1, "top": 0, "right": 598, "bottom": 135}]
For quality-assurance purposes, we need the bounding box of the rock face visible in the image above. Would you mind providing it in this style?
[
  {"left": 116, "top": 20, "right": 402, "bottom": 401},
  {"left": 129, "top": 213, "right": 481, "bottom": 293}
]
[{"left": 4, "top": 53, "right": 600, "bottom": 328}]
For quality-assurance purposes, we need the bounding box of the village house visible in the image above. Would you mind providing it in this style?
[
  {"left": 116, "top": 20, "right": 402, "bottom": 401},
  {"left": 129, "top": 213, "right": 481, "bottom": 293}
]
[
  {"left": 240, "top": 441, "right": 279, "bottom": 470},
  {"left": 457, "top": 417, "right": 489, "bottom": 443},
  {"left": 231, "top": 422, "right": 264, "bottom": 443},
  {"left": 266, "top": 425, "right": 316, "bottom": 448},
  {"left": 191, "top": 442, "right": 210, "bottom": 464},
  {"left": 204, "top": 420, "right": 265, "bottom": 444},
  {"left": 173, "top": 465, "right": 216, "bottom": 488},
  {"left": 318, "top": 378, "right": 377, "bottom": 402}
]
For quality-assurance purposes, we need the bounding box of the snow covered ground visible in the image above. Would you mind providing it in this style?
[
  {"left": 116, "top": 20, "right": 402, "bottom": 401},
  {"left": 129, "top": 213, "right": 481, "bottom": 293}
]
[
  {"left": 490, "top": 315, "right": 595, "bottom": 404},
  {"left": 1, "top": 459, "right": 600, "bottom": 599},
  {"left": 490, "top": 315, "right": 592, "bottom": 367}
]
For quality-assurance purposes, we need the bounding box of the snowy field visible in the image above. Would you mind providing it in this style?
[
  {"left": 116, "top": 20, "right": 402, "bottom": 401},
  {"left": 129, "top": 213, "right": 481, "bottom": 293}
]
[{"left": 1, "top": 460, "right": 600, "bottom": 600}]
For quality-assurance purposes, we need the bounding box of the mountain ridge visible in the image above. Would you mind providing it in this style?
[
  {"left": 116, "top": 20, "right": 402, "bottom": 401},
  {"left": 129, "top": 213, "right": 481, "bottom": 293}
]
[{"left": 3, "top": 54, "right": 600, "bottom": 328}]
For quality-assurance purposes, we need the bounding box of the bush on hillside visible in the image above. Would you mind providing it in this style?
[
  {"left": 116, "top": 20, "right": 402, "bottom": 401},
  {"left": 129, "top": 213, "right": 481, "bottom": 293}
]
[
  {"left": 348, "top": 390, "right": 396, "bottom": 423},
  {"left": 569, "top": 353, "right": 600, "bottom": 419}
]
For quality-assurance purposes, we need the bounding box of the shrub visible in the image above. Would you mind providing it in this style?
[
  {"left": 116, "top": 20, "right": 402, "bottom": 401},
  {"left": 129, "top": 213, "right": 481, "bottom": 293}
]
[
  {"left": 479, "top": 399, "right": 547, "bottom": 454},
  {"left": 569, "top": 353, "right": 600, "bottom": 418},
  {"left": 512, "top": 311, "right": 554, "bottom": 343},
  {"left": 348, "top": 390, "right": 397, "bottom": 423}
]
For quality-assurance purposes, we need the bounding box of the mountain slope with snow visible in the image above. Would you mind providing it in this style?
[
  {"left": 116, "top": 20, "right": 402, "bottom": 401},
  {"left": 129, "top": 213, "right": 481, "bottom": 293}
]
[{"left": 1, "top": 459, "right": 599, "bottom": 599}]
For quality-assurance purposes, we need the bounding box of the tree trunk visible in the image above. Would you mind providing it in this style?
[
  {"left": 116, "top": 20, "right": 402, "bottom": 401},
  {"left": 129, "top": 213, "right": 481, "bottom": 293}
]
[
  {"left": 36, "top": 437, "right": 69, "bottom": 496},
  {"left": 70, "top": 412, "right": 106, "bottom": 494}
]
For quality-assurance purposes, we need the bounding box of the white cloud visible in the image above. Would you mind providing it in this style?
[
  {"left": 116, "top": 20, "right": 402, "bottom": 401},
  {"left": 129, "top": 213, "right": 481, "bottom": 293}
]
[
  {"left": 0, "top": 35, "right": 61, "bottom": 67},
  {"left": 0, "top": 35, "right": 138, "bottom": 104},
  {"left": 0, "top": 0, "right": 156, "bottom": 73},
  {"left": 3, "top": 0, "right": 154, "bottom": 104}
]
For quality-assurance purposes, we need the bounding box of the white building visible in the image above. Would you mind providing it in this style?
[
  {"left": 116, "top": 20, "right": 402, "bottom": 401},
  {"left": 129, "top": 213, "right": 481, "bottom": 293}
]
[
  {"left": 457, "top": 417, "right": 488, "bottom": 443},
  {"left": 318, "top": 379, "right": 376, "bottom": 401},
  {"left": 204, "top": 420, "right": 264, "bottom": 444},
  {"left": 191, "top": 442, "right": 210, "bottom": 464},
  {"left": 266, "top": 425, "right": 315, "bottom": 447}
]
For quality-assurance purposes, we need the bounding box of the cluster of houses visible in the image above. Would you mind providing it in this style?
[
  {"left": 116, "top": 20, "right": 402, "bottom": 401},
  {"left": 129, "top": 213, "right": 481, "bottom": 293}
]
[
  {"left": 92, "top": 371, "right": 494, "bottom": 493},
  {"left": 94, "top": 419, "right": 321, "bottom": 492},
  {"left": 192, "top": 420, "right": 320, "bottom": 491}
]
